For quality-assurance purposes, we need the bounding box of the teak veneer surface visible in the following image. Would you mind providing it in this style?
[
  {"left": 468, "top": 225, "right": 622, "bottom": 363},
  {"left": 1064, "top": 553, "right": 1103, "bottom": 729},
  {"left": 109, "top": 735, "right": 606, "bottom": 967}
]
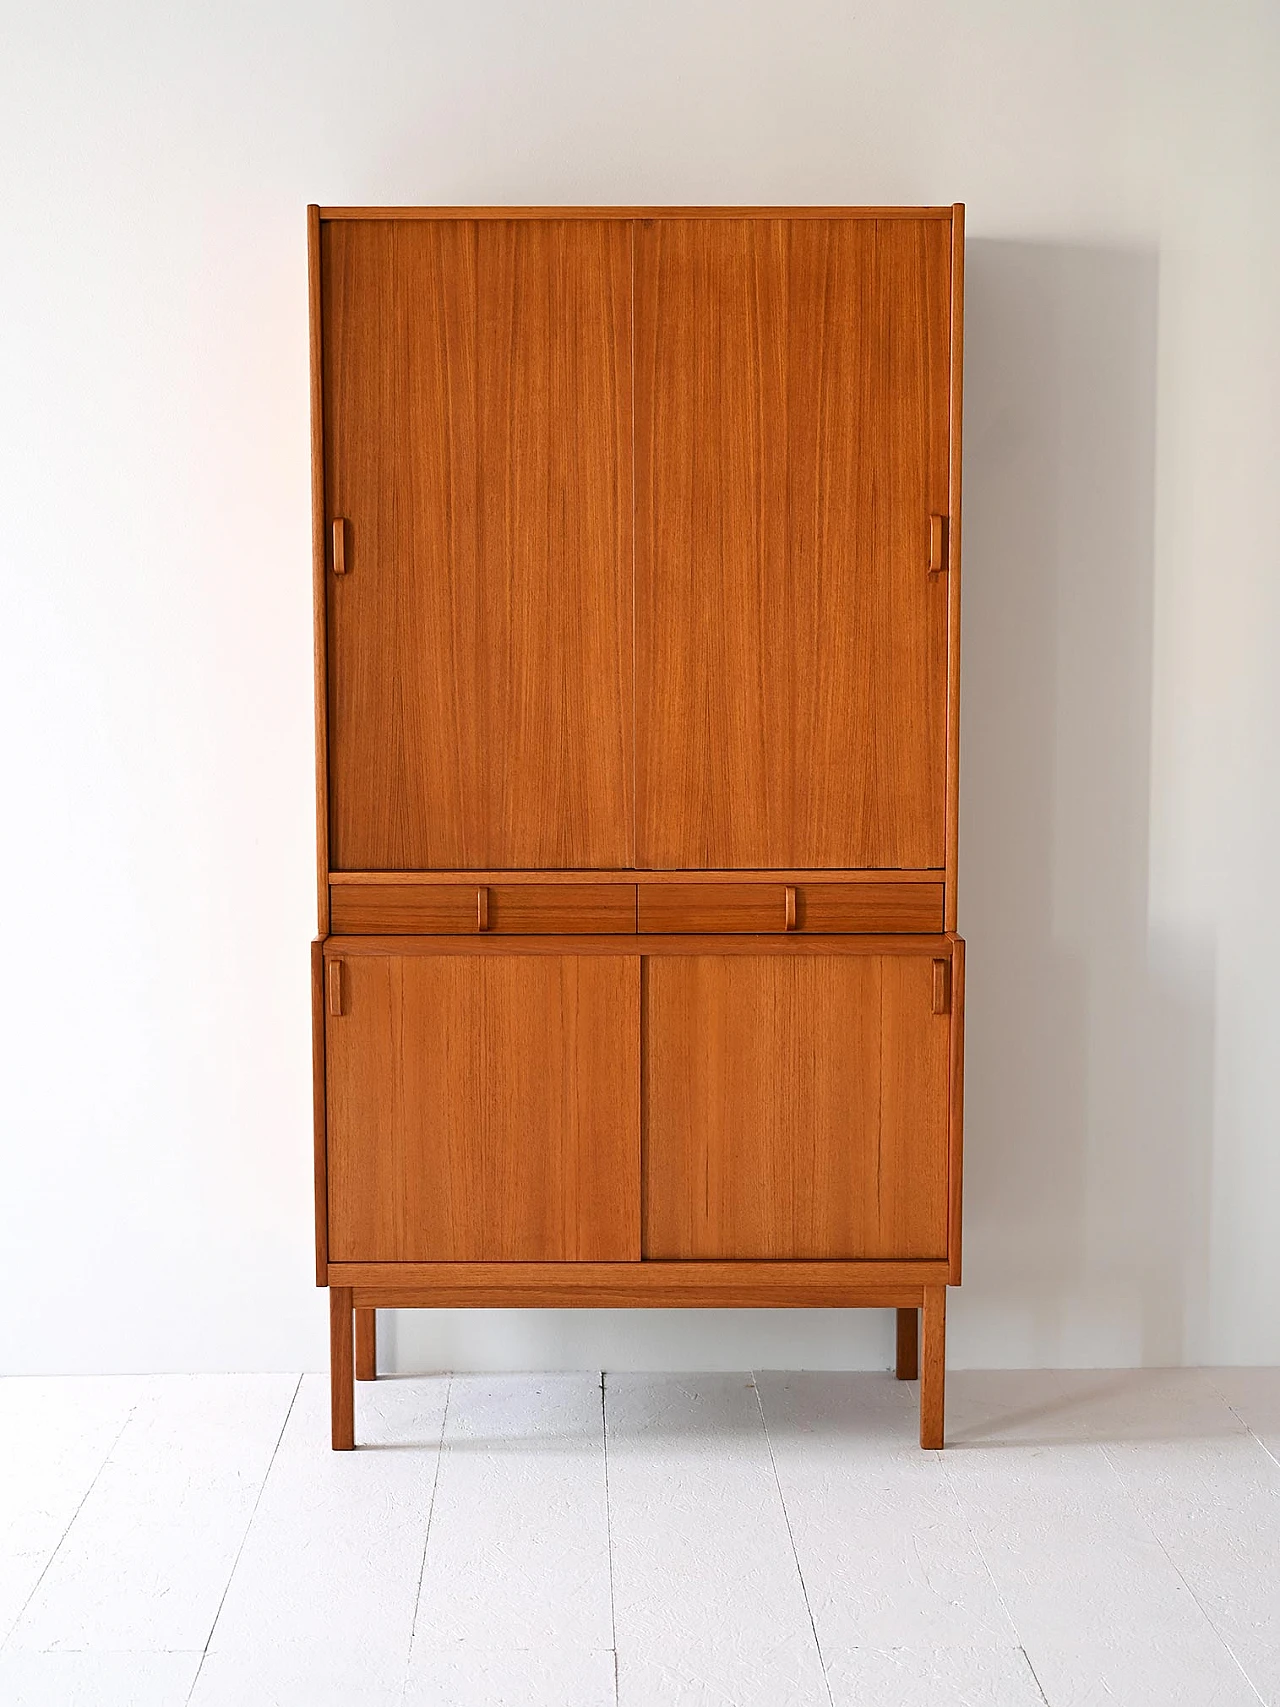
[
  {"left": 322, "top": 218, "right": 633, "bottom": 871},
  {"left": 326, "top": 952, "right": 640, "bottom": 1261},
  {"left": 330, "top": 882, "right": 637, "bottom": 934},
  {"left": 636, "top": 881, "right": 943, "bottom": 933},
  {"left": 635, "top": 217, "right": 951, "bottom": 869},
  {"left": 331, "top": 1261, "right": 944, "bottom": 1308},
  {"left": 643, "top": 951, "right": 951, "bottom": 1259}
]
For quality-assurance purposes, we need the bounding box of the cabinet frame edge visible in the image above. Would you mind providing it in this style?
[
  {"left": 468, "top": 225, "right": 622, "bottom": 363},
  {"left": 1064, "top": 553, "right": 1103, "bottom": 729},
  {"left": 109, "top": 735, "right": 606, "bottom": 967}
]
[{"left": 944, "top": 202, "right": 964, "bottom": 932}]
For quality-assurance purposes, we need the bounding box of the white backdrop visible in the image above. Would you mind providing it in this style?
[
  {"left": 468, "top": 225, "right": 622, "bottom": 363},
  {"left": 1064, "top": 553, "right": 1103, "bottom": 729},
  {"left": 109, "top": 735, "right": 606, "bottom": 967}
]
[{"left": 2, "top": 0, "right": 1277, "bottom": 1374}]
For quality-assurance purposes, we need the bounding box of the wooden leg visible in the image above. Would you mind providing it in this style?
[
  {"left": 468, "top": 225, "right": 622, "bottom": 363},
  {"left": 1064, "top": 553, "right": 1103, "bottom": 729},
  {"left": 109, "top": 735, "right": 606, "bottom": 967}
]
[
  {"left": 920, "top": 1284, "right": 946, "bottom": 1449},
  {"left": 355, "top": 1308, "right": 377, "bottom": 1381},
  {"left": 895, "top": 1307, "right": 919, "bottom": 1381},
  {"left": 330, "top": 1286, "right": 354, "bottom": 1450}
]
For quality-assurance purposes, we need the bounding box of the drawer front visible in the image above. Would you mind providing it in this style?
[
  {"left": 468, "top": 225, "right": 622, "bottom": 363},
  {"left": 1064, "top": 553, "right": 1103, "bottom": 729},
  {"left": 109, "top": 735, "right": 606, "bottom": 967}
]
[
  {"left": 638, "top": 884, "right": 787, "bottom": 933},
  {"left": 637, "top": 881, "right": 944, "bottom": 934},
  {"left": 329, "top": 882, "right": 636, "bottom": 935},
  {"left": 801, "top": 882, "right": 944, "bottom": 932}
]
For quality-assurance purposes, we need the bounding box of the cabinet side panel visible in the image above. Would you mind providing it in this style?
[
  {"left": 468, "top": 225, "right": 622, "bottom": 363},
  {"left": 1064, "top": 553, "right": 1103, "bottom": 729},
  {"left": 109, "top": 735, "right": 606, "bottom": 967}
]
[
  {"left": 948, "top": 934, "right": 965, "bottom": 1281},
  {"left": 945, "top": 205, "right": 965, "bottom": 929},
  {"left": 323, "top": 218, "right": 634, "bottom": 869},
  {"left": 308, "top": 206, "right": 329, "bottom": 932},
  {"left": 636, "top": 217, "right": 951, "bottom": 869},
  {"left": 311, "top": 939, "right": 328, "bottom": 1283}
]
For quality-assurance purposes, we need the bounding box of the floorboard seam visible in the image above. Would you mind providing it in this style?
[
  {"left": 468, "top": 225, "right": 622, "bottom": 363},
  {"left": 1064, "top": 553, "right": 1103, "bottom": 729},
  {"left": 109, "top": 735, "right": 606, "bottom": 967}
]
[
  {"left": 934, "top": 1400, "right": 1026, "bottom": 1661},
  {"left": 1096, "top": 1438, "right": 1270, "bottom": 1706},
  {"left": 600, "top": 1372, "right": 620, "bottom": 1705},
  {"left": 401, "top": 1374, "right": 453, "bottom": 1699},
  {"left": 752, "top": 1372, "right": 835, "bottom": 1707},
  {"left": 1019, "top": 1645, "right": 1052, "bottom": 1705},
  {"left": 1205, "top": 1372, "right": 1280, "bottom": 1477},
  {"left": 0, "top": 1387, "right": 140, "bottom": 1654},
  {"left": 183, "top": 1372, "right": 303, "bottom": 1705}
]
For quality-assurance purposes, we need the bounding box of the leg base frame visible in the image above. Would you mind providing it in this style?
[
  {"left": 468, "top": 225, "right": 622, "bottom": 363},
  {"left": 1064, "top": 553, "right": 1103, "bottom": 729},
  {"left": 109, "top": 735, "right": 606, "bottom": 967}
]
[{"left": 327, "top": 1284, "right": 947, "bottom": 1451}]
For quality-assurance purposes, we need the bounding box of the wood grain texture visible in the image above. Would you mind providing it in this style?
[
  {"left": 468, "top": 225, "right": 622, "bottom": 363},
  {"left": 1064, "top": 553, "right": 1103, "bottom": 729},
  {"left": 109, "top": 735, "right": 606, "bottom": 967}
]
[
  {"left": 921, "top": 1283, "right": 946, "bottom": 1448},
  {"left": 325, "top": 933, "right": 952, "bottom": 958},
  {"left": 323, "top": 218, "right": 633, "bottom": 869},
  {"left": 948, "top": 934, "right": 966, "bottom": 1283},
  {"left": 896, "top": 1307, "right": 919, "bottom": 1381},
  {"left": 331, "top": 1261, "right": 939, "bottom": 1307},
  {"left": 311, "top": 941, "right": 328, "bottom": 1285},
  {"left": 308, "top": 205, "right": 330, "bottom": 935},
  {"left": 637, "top": 881, "right": 944, "bottom": 933},
  {"left": 330, "top": 882, "right": 637, "bottom": 934},
  {"left": 328, "top": 868, "right": 944, "bottom": 884},
  {"left": 331, "top": 1259, "right": 945, "bottom": 1290},
  {"left": 945, "top": 205, "right": 965, "bottom": 931},
  {"left": 329, "top": 1287, "right": 353, "bottom": 1450},
  {"left": 636, "top": 216, "right": 952, "bottom": 869},
  {"left": 643, "top": 952, "right": 950, "bottom": 1259},
  {"left": 320, "top": 207, "right": 957, "bottom": 221},
  {"left": 638, "top": 884, "right": 790, "bottom": 933},
  {"left": 325, "top": 952, "right": 640, "bottom": 1261},
  {"left": 355, "top": 1307, "right": 376, "bottom": 1380}
]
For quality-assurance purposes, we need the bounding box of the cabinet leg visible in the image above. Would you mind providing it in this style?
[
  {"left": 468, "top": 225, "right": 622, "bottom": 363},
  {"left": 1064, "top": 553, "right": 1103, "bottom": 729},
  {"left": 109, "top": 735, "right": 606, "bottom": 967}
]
[
  {"left": 355, "top": 1308, "right": 377, "bottom": 1381},
  {"left": 895, "top": 1307, "right": 919, "bottom": 1381},
  {"left": 920, "top": 1285, "right": 946, "bottom": 1449},
  {"left": 330, "top": 1287, "right": 354, "bottom": 1450}
]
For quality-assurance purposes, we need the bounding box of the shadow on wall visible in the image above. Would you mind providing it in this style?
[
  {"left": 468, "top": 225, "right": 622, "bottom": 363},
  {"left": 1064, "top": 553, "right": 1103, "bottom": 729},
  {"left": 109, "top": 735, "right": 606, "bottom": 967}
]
[
  {"left": 956, "top": 239, "right": 1216, "bottom": 1368},
  {"left": 388, "top": 238, "right": 1217, "bottom": 1376}
]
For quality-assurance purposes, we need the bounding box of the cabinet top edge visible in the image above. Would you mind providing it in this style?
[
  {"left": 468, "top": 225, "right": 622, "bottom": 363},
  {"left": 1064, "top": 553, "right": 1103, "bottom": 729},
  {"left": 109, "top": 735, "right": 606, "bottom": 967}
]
[{"left": 313, "top": 205, "right": 962, "bottom": 222}]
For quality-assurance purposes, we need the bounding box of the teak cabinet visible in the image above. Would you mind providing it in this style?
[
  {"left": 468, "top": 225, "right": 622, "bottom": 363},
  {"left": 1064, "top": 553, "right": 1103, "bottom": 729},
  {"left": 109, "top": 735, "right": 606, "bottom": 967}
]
[{"left": 310, "top": 205, "right": 965, "bottom": 1450}]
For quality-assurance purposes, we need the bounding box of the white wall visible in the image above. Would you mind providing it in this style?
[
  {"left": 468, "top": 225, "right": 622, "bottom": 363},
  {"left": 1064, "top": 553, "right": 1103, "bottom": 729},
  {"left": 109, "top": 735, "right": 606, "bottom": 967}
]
[{"left": 3, "top": 0, "right": 1277, "bottom": 1375}]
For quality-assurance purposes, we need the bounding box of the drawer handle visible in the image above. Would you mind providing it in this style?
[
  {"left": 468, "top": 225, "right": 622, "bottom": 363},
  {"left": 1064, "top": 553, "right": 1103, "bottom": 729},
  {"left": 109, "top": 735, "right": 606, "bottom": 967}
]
[
  {"left": 932, "top": 958, "right": 951, "bottom": 1014},
  {"left": 327, "top": 960, "right": 343, "bottom": 1017},
  {"left": 784, "top": 885, "right": 797, "bottom": 931},
  {"left": 477, "top": 886, "right": 490, "bottom": 931},
  {"left": 332, "top": 517, "right": 347, "bottom": 576}
]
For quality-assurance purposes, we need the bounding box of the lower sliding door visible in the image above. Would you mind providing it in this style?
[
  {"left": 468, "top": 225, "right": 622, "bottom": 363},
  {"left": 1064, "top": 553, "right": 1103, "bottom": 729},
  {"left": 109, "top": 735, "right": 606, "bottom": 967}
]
[
  {"left": 325, "top": 948, "right": 640, "bottom": 1261},
  {"left": 642, "top": 947, "right": 953, "bottom": 1260}
]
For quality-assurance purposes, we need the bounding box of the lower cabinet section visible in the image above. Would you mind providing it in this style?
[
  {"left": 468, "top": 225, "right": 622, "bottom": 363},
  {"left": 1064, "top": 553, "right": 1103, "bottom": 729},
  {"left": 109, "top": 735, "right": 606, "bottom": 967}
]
[
  {"left": 325, "top": 952, "right": 640, "bottom": 1261},
  {"left": 321, "top": 937, "right": 961, "bottom": 1269},
  {"left": 643, "top": 952, "right": 950, "bottom": 1259}
]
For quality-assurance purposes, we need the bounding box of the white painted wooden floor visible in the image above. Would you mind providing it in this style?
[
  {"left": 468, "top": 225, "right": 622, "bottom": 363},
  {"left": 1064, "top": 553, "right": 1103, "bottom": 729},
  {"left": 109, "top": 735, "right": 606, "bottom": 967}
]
[{"left": 2, "top": 1369, "right": 1279, "bottom": 1706}]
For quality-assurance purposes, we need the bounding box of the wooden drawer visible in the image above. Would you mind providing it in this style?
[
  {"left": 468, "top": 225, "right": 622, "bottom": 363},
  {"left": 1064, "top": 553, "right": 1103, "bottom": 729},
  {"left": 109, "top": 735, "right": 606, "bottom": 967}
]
[
  {"left": 329, "top": 882, "right": 637, "bottom": 935},
  {"left": 637, "top": 881, "right": 944, "bottom": 934}
]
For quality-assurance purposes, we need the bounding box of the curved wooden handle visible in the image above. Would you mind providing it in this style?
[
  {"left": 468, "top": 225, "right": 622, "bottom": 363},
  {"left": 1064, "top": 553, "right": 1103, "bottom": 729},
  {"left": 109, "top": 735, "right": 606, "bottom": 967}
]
[
  {"left": 477, "top": 887, "right": 490, "bottom": 931},
  {"left": 784, "top": 885, "right": 797, "bottom": 931},
  {"left": 928, "top": 513, "right": 946, "bottom": 575}
]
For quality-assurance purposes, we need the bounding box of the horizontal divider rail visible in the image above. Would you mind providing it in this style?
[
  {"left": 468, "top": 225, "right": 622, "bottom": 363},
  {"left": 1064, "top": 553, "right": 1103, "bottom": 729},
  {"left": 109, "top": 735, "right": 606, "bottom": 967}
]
[
  {"left": 326, "top": 1260, "right": 948, "bottom": 1309},
  {"left": 323, "top": 933, "right": 962, "bottom": 957}
]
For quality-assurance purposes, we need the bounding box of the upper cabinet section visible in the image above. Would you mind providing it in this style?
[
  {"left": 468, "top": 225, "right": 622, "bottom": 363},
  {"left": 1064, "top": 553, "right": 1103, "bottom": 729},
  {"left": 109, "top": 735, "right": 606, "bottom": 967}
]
[
  {"left": 316, "top": 210, "right": 959, "bottom": 876},
  {"left": 322, "top": 218, "right": 634, "bottom": 870},
  {"left": 635, "top": 217, "right": 952, "bottom": 869}
]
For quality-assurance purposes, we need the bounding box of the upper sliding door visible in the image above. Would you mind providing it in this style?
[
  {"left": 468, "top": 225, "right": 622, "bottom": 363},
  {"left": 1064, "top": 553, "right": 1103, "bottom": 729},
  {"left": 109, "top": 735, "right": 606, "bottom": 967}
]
[
  {"left": 323, "top": 218, "right": 634, "bottom": 870},
  {"left": 635, "top": 216, "right": 952, "bottom": 869}
]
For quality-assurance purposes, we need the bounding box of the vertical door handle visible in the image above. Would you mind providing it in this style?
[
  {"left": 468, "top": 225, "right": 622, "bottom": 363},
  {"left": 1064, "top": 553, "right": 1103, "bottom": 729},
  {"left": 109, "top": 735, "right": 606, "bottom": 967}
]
[
  {"left": 327, "top": 960, "right": 343, "bottom": 1017},
  {"left": 784, "top": 885, "right": 797, "bottom": 931},
  {"left": 477, "top": 887, "right": 490, "bottom": 931},
  {"left": 332, "top": 518, "right": 347, "bottom": 575},
  {"left": 928, "top": 514, "right": 947, "bottom": 575},
  {"left": 932, "top": 957, "right": 951, "bottom": 1014}
]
